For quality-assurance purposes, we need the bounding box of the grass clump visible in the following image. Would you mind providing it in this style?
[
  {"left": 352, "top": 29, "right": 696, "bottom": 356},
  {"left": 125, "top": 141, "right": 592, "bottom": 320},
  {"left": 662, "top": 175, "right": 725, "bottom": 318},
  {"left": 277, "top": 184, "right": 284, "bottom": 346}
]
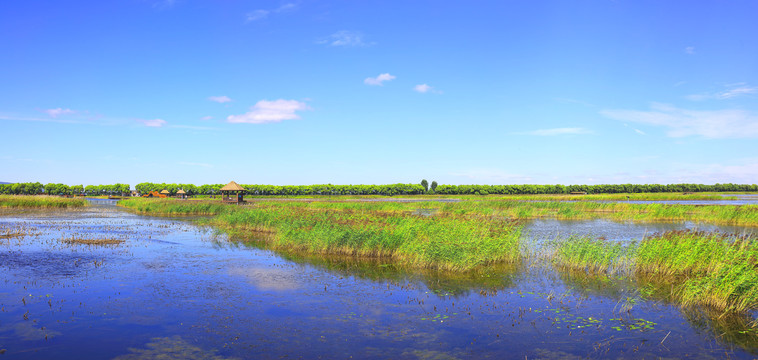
[
  {"left": 119, "top": 198, "right": 230, "bottom": 215},
  {"left": 553, "top": 230, "right": 758, "bottom": 313},
  {"left": 213, "top": 204, "right": 523, "bottom": 271},
  {"left": 552, "top": 236, "right": 632, "bottom": 274},
  {"left": 635, "top": 231, "right": 758, "bottom": 312},
  {"left": 0, "top": 195, "right": 88, "bottom": 208}
]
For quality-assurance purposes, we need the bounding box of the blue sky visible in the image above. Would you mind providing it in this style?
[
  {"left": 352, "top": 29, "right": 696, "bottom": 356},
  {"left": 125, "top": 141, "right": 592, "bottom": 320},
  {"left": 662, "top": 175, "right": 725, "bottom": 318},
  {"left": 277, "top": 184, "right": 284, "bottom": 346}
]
[{"left": 1, "top": 0, "right": 757, "bottom": 187}]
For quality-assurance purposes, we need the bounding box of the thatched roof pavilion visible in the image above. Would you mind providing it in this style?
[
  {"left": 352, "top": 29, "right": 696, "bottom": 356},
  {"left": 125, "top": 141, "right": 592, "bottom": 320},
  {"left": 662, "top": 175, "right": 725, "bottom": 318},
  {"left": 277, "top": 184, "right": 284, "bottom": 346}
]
[
  {"left": 160, "top": 189, "right": 170, "bottom": 195},
  {"left": 220, "top": 181, "right": 246, "bottom": 203},
  {"left": 177, "top": 189, "right": 187, "bottom": 199}
]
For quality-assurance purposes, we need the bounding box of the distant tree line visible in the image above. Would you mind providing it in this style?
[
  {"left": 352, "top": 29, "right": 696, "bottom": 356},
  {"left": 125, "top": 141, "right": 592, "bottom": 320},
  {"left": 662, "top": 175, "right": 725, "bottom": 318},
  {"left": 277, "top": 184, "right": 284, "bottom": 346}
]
[
  {"left": 0, "top": 182, "right": 130, "bottom": 196},
  {"left": 434, "top": 183, "right": 758, "bottom": 195},
  {"left": 1, "top": 182, "right": 756, "bottom": 197}
]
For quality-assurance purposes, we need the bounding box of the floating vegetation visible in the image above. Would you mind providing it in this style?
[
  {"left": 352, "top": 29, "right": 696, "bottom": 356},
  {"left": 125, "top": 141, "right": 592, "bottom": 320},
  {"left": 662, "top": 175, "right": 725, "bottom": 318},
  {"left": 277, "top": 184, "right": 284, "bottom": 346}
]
[{"left": 60, "top": 236, "right": 125, "bottom": 245}]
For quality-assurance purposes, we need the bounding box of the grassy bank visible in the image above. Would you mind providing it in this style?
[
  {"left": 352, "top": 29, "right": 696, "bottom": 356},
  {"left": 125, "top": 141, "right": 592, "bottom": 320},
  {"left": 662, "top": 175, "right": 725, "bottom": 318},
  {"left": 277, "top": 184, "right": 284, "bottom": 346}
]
[
  {"left": 552, "top": 231, "right": 758, "bottom": 313},
  {"left": 0, "top": 195, "right": 88, "bottom": 208}
]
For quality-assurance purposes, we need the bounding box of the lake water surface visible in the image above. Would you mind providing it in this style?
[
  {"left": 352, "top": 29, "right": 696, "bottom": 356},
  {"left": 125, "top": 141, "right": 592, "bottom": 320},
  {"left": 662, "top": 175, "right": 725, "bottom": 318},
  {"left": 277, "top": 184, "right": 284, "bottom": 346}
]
[{"left": 1, "top": 202, "right": 757, "bottom": 359}]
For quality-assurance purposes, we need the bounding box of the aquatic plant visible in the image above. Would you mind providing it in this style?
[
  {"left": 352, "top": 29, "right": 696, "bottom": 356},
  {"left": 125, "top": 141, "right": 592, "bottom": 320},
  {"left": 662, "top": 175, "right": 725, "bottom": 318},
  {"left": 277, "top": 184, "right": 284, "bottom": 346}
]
[
  {"left": 553, "top": 230, "right": 758, "bottom": 313},
  {"left": 0, "top": 195, "right": 88, "bottom": 208}
]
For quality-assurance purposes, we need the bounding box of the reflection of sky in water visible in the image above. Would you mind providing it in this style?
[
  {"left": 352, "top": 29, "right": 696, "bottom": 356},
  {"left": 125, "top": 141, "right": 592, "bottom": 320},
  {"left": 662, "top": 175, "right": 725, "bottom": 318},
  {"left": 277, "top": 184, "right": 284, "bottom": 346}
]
[{"left": 228, "top": 266, "right": 301, "bottom": 291}]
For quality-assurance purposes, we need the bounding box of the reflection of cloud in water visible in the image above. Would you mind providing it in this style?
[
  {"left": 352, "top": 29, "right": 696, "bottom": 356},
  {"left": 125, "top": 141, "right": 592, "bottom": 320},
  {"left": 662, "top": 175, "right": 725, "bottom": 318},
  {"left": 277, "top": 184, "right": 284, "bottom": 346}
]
[
  {"left": 228, "top": 266, "right": 300, "bottom": 291},
  {"left": 113, "top": 335, "right": 237, "bottom": 360}
]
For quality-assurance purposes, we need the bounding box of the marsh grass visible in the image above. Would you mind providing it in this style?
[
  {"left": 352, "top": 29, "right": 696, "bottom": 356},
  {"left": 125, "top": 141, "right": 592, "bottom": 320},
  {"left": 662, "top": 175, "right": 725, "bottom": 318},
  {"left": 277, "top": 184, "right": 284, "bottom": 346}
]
[
  {"left": 0, "top": 195, "right": 88, "bottom": 208},
  {"left": 553, "top": 230, "right": 758, "bottom": 314},
  {"left": 213, "top": 204, "right": 523, "bottom": 271},
  {"left": 119, "top": 198, "right": 230, "bottom": 215}
]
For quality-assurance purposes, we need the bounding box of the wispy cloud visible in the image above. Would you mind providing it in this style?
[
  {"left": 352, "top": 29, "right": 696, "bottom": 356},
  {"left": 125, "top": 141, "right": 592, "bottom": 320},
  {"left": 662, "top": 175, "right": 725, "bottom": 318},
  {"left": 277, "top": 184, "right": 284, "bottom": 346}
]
[
  {"left": 413, "top": 84, "right": 441, "bottom": 94},
  {"left": 44, "top": 108, "right": 76, "bottom": 118},
  {"left": 227, "top": 99, "right": 310, "bottom": 124},
  {"left": 686, "top": 84, "right": 757, "bottom": 101},
  {"left": 685, "top": 46, "right": 695, "bottom": 55},
  {"left": 246, "top": 3, "right": 297, "bottom": 22},
  {"left": 208, "top": 95, "right": 232, "bottom": 103},
  {"left": 516, "top": 127, "right": 593, "bottom": 136},
  {"left": 200, "top": 116, "right": 213, "bottom": 120},
  {"left": 364, "top": 73, "right": 396, "bottom": 86},
  {"left": 139, "top": 119, "right": 167, "bottom": 127},
  {"left": 318, "top": 31, "right": 369, "bottom": 47},
  {"left": 601, "top": 103, "right": 758, "bottom": 138},
  {"left": 634, "top": 128, "right": 646, "bottom": 135}
]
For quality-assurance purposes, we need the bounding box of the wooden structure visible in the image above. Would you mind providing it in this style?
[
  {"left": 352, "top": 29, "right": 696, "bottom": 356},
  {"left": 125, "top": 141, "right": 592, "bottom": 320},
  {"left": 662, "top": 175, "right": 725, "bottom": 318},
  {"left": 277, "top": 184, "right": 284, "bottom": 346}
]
[
  {"left": 177, "top": 189, "right": 187, "bottom": 199},
  {"left": 160, "top": 189, "right": 170, "bottom": 197},
  {"left": 142, "top": 191, "right": 167, "bottom": 198},
  {"left": 220, "top": 181, "right": 246, "bottom": 204}
]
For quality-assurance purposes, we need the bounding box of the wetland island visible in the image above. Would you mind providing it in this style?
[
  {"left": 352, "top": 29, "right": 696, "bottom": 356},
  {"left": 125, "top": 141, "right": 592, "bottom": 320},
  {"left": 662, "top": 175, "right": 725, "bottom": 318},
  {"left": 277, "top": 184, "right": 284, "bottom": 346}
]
[{"left": 1, "top": 183, "right": 758, "bottom": 359}]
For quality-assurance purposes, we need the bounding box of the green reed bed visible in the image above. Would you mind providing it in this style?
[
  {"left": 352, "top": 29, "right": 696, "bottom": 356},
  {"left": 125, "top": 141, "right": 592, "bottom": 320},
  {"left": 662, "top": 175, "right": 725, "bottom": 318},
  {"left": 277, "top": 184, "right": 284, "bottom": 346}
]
[
  {"left": 553, "top": 231, "right": 758, "bottom": 313},
  {"left": 0, "top": 195, "right": 88, "bottom": 208},
  {"left": 118, "top": 198, "right": 230, "bottom": 215},
  {"left": 211, "top": 203, "right": 522, "bottom": 271},
  {"left": 552, "top": 236, "right": 633, "bottom": 274}
]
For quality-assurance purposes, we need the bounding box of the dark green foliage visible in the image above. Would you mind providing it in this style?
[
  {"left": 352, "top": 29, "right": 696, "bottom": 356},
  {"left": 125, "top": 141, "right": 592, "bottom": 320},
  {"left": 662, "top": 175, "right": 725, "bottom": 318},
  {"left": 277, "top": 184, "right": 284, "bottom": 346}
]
[{"left": 421, "top": 179, "right": 429, "bottom": 192}]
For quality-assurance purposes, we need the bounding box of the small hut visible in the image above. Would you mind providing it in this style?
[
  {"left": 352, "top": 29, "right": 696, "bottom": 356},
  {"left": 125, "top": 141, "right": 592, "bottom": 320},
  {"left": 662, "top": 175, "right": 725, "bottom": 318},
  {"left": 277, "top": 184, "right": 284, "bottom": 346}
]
[
  {"left": 160, "top": 189, "right": 170, "bottom": 197},
  {"left": 220, "top": 181, "right": 246, "bottom": 204},
  {"left": 177, "top": 189, "right": 187, "bottom": 199}
]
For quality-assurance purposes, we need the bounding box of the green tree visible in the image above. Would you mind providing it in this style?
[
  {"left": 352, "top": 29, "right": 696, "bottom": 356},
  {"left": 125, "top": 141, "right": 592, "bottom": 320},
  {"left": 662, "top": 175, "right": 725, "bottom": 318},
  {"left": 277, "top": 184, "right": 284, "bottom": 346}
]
[
  {"left": 430, "top": 181, "right": 438, "bottom": 193},
  {"left": 421, "top": 179, "right": 429, "bottom": 192}
]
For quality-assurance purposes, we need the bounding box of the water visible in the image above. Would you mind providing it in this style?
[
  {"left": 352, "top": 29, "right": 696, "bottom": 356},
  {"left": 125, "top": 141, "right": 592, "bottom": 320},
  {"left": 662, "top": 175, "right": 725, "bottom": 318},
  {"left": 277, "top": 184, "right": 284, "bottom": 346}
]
[{"left": 1, "top": 203, "right": 757, "bottom": 359}]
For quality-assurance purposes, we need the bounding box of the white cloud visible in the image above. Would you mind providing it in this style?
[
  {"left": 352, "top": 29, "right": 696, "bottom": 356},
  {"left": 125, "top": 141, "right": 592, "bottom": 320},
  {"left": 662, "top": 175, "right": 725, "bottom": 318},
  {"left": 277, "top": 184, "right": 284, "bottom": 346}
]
[
  {"left": 208, "top": 95, "right": 232, "bottom": 103},
  {"left": 601, "top": 103, "right": 758, "bottom": 139},
  {"left": 718, "top": 86, "right": 757, "bottom": 99},
  {"left": 364, "top": 73, "right": 396, "bottom": 86},
  {"left": 44, "top": 108, "right": 76, "bottom": 118},
  {"left": 227, "top": 99, "right": 310, "bottom": 124},
  {"left": 139, "top": 119, "right": 167, "bottom": 127},
  {"left": 686, "top": 84, "right": 756, "bottom": 101},
  {"left": 685, "top": 46, "right": 695, "bottom": 55},
  {"left": 518, "top": 128, "right": 593, "bottom": 136},
  {"left": 200, "top": 116, "right": 213, "bottom": 120},
  {"left": 634, "top": 128, "right": 646, "bottom": 135},
  {"left": 319, "top": 31, "right": 368, "bottom": 47},
  {"left": 413, "top": 84, "right": 442, "bottom": 94}
]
